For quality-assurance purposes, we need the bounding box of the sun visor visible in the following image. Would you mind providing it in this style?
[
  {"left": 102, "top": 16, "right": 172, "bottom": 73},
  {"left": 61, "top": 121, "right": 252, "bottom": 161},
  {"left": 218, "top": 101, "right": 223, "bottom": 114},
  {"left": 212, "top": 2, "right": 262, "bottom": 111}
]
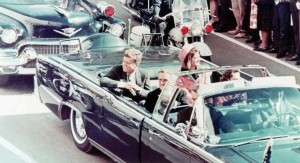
[{"left": 251, "top": 76, "right": 296, "bottom": 86}]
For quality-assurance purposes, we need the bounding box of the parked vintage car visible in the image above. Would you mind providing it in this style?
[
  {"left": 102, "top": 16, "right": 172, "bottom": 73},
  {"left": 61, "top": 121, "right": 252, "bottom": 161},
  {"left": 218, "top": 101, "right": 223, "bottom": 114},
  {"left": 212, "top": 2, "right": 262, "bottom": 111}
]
[
  {"left": 0, "top": 0, "right": 126, "bottom": 85},
  {"left": 36, "top": 46, "right": 300, "bottom": 162}
]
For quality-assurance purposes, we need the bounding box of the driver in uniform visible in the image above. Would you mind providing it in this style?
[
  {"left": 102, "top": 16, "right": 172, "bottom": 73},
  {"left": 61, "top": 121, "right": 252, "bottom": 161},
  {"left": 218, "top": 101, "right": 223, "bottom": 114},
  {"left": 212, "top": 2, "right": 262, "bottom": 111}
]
[{"left": 250, "top": 90, "right": 296, "bottom": 131}]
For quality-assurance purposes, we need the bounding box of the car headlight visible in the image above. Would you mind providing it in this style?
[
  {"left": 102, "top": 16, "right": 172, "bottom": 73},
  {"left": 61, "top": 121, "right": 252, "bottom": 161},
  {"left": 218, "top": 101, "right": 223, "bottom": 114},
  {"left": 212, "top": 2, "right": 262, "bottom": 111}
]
[
  {"left": 1, "top": 28, "right": 18, "bottom": 44},
  {"left": 19, "top": 47, "right": 37, "bottom": 64},
  {"left": 191, "top": 22, "right": 203, "bottom": 36},
  {"left": 109, "top": 23, "right": 124, "bottom": 37},
  {"left": 23, "top": 47, "right": 37, "bottom": 60}
]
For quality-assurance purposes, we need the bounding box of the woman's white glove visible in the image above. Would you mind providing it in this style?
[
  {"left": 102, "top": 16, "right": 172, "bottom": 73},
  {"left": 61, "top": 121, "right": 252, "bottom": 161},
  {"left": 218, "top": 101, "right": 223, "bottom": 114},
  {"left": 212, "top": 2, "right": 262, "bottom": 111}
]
[{"left": 296, "top": 2, "right": 300, "bottom": 10}]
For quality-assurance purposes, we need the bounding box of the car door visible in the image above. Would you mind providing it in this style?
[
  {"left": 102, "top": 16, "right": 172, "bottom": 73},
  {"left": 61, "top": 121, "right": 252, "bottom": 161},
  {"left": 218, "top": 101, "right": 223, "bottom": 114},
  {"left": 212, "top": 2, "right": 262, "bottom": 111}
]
[
  {"left": 84, "top": 89, "right": 146, "bottom": 162},
  {"left": 141, "top": 118, "right": 193, "bottom": 163},
  {"left": 140, "top": 84, "right": 193, "bottom": 162}
]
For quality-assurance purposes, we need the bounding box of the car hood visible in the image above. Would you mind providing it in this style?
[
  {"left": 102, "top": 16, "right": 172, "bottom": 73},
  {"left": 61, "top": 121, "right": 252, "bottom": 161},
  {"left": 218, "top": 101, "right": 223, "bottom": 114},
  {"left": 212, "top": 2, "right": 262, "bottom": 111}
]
[
  {"left": 0, "top": 3, "right": 92, "bottom": 25},
  {"left": 207, "top": 140, "right": 300, "bottom": 162},
  {"left": 0, "top": 4, "right": 96, "bottom": 38}
]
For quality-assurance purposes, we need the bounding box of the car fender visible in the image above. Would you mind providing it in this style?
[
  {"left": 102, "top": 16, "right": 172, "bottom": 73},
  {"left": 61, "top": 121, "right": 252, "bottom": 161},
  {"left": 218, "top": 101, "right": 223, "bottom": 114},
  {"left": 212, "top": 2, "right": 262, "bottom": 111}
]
[
  {"left": 0, "top": 13, "right": 27, "bottom": 47},
  {"left": 59, "top": 100, "right": 88, "bottom": 121}
]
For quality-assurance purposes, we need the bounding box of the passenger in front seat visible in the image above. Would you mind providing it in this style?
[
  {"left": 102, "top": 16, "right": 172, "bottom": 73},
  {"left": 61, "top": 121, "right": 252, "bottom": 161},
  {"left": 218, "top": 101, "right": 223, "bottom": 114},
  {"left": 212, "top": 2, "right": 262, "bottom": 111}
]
[{"left": 144, "top": 67, "right": 172, "bottom": 113}]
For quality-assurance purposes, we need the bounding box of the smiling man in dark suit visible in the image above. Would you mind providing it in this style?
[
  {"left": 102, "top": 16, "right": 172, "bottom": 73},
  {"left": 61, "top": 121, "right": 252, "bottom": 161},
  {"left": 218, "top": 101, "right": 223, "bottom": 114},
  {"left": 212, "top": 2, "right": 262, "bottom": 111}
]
[{"left": 100, "top": 48, "right": 151, "bottom": 102}]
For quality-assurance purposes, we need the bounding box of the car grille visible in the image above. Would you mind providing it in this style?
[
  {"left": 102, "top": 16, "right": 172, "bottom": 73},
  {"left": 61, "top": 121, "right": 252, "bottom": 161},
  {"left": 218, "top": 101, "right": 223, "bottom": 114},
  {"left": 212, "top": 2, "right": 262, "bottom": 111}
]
[
  {"left": 21, "top": 44, "right": 80, "bottom": 68},
  {"left": 32, "top": 44, "right": 80, "bottom": 55}
]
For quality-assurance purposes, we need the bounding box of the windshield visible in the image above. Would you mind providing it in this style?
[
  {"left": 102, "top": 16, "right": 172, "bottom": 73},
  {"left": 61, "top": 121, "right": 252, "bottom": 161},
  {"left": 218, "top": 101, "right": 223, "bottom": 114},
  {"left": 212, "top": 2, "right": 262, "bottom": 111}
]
[
  {"left": 196, "top": 86, "right": 300, "bottom": 145},
  {"left": 172, "top": 0, "right": 209, "bottom": 25},
  {"left": 0, "top": 0, "right": 61, "bottom": 5}
]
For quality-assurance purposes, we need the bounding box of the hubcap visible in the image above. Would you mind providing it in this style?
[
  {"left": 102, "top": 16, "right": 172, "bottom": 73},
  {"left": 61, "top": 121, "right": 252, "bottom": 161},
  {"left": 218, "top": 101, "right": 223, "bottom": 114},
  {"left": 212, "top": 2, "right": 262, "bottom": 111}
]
[{"left": 75, "top": 113, "right": 86, "bottom": 138}]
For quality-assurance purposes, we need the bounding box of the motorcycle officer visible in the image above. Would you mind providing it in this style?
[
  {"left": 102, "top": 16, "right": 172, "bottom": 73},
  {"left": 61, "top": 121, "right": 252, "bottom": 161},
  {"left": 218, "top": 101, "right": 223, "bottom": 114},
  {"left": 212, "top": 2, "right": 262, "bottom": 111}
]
[{"left": 152, "top": 0, "right": 175, "bottom": 45}]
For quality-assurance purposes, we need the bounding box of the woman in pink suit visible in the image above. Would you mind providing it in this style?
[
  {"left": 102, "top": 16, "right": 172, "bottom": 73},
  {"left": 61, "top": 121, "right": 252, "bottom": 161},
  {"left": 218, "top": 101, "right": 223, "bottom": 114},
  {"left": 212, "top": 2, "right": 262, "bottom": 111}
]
[{"left": 176, "top": 44, "right": 211, "bottom": 105}]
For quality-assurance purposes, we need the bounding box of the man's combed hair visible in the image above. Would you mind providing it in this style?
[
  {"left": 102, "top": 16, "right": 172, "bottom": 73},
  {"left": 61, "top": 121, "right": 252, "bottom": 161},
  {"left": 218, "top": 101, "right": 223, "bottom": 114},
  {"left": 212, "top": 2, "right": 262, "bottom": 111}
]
[
  {"left": 123, "top": 48, "right": 143, "bottom": 65},
  {"left": 158, "top": 67, "right": 172, "bottom": 75}
]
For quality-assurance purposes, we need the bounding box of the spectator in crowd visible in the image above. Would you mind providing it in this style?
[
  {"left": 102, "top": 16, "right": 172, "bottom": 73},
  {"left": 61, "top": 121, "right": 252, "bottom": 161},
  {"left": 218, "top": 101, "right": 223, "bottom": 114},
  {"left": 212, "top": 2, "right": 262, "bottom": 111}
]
[
  {"left": 176, "top": 44, "right": 211, "bottom": 105},
  {"left": 214, "top": 0, "right": 236, "bottom": 32},
  {"left": 286, "top": 0, "right": 300, "bottom": 64},
  {"left": 208, "top": 0, "right": 219, "bottom": 25},
  {"left": 245, "top": 0, "right": 261, "bottom": 44},
  {"left": 239, "top": 0, "right": 251, "bottom": 38},
  {"left": 227, "top": 0, "right": 247, "bottom": 38},
  {"left": 253, "top": 1, "right": 275, "bottom": 52},
  {"left": 152, "top": 0, "right": 174, "bottom": 45},
  {"left": 100, "top": 48, "right": 151, "bottom": 102},
  {"left": 296, "top": 1, "right": 300, "bottom": 65},
  {"left": 272, "top": 0, "right": 291, "bottom": 58},
  {"left": 144, "top": 67, "right": 171, "bottom": 113}
]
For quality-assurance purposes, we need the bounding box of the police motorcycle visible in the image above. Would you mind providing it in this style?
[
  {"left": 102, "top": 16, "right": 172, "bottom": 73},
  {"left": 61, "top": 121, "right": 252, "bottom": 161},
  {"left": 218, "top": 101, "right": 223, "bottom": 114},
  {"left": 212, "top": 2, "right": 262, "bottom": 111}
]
[{"left": 119, "top": 0, "right": 213, "bottom": 61}]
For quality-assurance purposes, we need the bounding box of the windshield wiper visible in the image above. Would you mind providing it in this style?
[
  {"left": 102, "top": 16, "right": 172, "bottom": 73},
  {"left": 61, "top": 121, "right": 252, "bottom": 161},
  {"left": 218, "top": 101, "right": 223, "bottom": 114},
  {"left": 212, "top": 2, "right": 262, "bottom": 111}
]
[{"left": 233, "top": 135, "right": 289, "bottom": 147}]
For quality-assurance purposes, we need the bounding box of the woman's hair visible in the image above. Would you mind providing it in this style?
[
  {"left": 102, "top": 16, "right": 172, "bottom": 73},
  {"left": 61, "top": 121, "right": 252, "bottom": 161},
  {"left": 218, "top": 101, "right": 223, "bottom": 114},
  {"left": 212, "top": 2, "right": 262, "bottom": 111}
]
[
  {"left": 220, "top": 69, "right": 240, "bottom": 81},
  {"left": 182, "top": 48, "right": 198, "bottom": 69},
  {"left": 123, "top": 48, "right": 143, "bottom": 65}
]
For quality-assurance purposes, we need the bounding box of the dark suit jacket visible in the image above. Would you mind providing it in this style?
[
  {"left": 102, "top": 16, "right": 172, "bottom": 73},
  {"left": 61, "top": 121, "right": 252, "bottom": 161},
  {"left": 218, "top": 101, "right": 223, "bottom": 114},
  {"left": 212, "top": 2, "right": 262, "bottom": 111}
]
[
  {"left": 145, "top": 88, "right": 189, "bottom": 114},
  {"left": 175, "top": 106, "right": 237, "bottom": 134},
  {"left": 250, "top": 99, "right": 293, "bottom": 131},
  {"left": 145, "top": 88, "right": 161, "bottom": 113},
  {"left": 100, "top": 65, "right": 151, "bottom": 101}
]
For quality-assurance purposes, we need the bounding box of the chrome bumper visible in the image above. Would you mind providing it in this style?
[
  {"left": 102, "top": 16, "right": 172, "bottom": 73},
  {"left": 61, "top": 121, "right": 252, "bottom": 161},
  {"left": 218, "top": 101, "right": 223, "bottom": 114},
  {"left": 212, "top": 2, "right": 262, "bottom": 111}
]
[
  {"left": 0, "top": 39, "right": 81, "bottom": 75},
  {"left": 0, "top": 49, "right": 35, "bottom": 75}
]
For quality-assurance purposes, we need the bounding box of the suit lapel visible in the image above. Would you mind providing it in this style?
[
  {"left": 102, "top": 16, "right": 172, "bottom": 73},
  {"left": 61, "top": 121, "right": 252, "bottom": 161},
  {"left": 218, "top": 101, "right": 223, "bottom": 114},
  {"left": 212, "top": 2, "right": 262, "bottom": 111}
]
[
  {"left": 121, "top": 71, "right": 128, "bottom": 81},
  {"left": 135, "top": 68, "right": 142, "bottom": 86}
]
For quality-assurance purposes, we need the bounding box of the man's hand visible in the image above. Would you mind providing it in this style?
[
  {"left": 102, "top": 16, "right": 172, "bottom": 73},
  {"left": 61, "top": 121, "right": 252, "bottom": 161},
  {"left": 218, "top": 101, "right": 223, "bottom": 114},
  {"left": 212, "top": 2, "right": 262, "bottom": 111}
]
[
  {"left": 153, "top": 15, "right": 166, "bottom": 21},
  {"left": 125, "top": 82, "right": 142, "bottom": 92},
  {"left": 267, "top": 115, "right": 278, "bottom": 124},
  {"left": 262, "top": 115, "right": 278, "bottom": 128},
  {"left": 191, "top": 91, "right": 199, "bottom": 101}
]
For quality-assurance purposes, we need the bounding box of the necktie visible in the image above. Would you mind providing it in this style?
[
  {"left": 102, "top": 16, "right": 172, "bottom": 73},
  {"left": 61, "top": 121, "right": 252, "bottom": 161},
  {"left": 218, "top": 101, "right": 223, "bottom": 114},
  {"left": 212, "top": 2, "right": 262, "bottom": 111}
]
[
  {"left": 127, "top": 74, "right": 136, "bottom": 96},
  {"left": 127, "top": 74, "right": 131, "bottom": 82},
  {"left": 273, "top": 103, "right": 280, "bottom": 125}
]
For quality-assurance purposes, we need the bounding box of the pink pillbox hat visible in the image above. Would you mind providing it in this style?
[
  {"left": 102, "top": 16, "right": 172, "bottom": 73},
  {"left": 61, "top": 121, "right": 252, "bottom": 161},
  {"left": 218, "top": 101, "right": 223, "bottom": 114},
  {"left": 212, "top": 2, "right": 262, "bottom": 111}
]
[{"left": 178, "top": 44, "right": 194, "bottom": 62}]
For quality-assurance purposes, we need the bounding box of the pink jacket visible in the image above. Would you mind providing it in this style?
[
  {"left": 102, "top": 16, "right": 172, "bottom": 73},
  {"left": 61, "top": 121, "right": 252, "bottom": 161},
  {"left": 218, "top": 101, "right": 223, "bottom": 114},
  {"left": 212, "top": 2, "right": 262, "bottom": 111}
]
[
  {"left": 176, "top": 71, "right": 211, "bottom": 105},
  {"left": 176, "top": 72, "right": 211, "bottom": 93}
]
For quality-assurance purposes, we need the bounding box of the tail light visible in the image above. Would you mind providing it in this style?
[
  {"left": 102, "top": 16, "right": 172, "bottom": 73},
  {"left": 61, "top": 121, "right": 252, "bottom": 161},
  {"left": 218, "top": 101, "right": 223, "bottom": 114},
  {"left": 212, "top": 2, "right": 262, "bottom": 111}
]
[
  {"left": 104, "top": 5, "right": 115, "bottom": 17},
  {"left": 181, "top": 26, "right": 189, "bottom": 35},
  {"left": 204, "top": 24, "right": 213, "bottom": 34}
]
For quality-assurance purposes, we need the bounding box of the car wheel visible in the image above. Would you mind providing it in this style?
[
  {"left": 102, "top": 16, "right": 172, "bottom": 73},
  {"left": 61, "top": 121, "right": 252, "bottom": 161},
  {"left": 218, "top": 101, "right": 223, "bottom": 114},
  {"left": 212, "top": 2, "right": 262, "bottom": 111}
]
[
  {"left": 70, "top": 109, "right": 93, "bottom": 153},
  {"left": 0, "top": 75, "right": 10, "bottom": 86}
]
